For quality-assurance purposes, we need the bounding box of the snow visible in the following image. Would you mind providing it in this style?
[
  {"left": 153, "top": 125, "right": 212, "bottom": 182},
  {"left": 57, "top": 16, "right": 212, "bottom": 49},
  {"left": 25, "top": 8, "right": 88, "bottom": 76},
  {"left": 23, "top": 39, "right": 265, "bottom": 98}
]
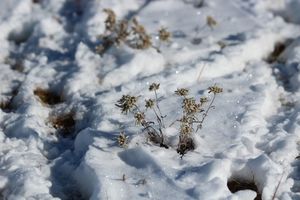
[{"left": 1, "top": 0, "right": 300, "bottom": 199}]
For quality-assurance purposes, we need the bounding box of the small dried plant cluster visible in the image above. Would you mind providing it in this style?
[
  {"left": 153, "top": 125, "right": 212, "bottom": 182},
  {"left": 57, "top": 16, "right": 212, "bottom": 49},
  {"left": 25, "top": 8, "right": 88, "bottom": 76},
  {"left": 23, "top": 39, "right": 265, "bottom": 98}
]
[
  {"left": 192, "top": 15, "right": 218, "bottom": 45},
  {"left": 206, "top": 16, "right": 217, "bottom": 30},
  {"left": 116, "top": 83, "right": 223, "bottom": 157},
  {"left": 116, "top": 83, "right": 168, "bottom": 149},
  {"left": 117, "top": 132, "right": 129, "bottom": 148},
  {"left": 172, "top": 85, "right": 222, "bottom": 156},
  {"left": 96, "top": 9, "right": 171, "bottom": 54}
]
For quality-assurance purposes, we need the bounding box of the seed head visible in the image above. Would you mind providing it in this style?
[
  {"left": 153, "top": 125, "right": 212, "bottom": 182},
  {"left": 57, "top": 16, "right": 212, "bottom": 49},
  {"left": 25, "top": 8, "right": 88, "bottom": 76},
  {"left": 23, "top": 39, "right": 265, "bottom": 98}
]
[
  {"left": 175, "top": 88, "right": 189, "bottom": 96},
  {"left": 180, "top": 123, "right": 193, "bottom": 136},
  {"left": 182, "top": 97, "right": 201, "bottom": 114},
  {"left": 134, "top": 112, "right": 145, "bottom": 125},
  {"left": 103, "top": 8, "right": 116, "bottom": 32},
  {"left": 149, "top": 83, "right": 160, "bottom": 91},
  {"left": 200, "top": 97, "right": 208, "bottom": 105},
  {"left": 207, "top": 16, "right": 217, "bottom": 28},
  {"left": 130, "top": 18, "right": 152, "bottom": 49},
  {"left": 158, "top": 27, "right": 171, "bottom": 42},
  {"left": 136, "top": 34, "right": 152, "bottom": 49},
  {"left": 208, "top": 86, "right": 223, "bottom": 94},
  {"left": 145, "top": 99, "right": 155, "bottom": 109},
  {"left": 179, "top": 116, "right": 193, "bottom": 124},
  {"left": 132, "top": 18, "right": 146, "bottom": 34},
  {"left": 116, "top": 20, "right": 130, "bottom": 44},
  {"left": 116, "top": 95, "right": 138, "bottom": 114},
  {"left": 118, "top": 132, "right": 128, "bottom": 147}
]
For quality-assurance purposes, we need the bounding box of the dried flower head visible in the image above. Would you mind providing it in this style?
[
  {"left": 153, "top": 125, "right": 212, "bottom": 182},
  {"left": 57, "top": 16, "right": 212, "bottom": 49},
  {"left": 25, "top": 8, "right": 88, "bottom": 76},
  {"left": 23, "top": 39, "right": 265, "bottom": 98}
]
[
  {"left": 116, "top": 95, "right": 138, "bottom": 114},
  {"left": 208, "top": 86, "right": 223, "bottom": 94},
  {"left": 145, "top": 99, "right": 155, "bottom": 109},
  {"left": 118, "top": 132, "right": 128, "bottom": 147},
  {"left": 103, "top": 8, "right": 116, "bottom": 32},
  {"left": 116, "top": 20, "right": 130, "bottom": 44},
  {"left": 132, "top": 18, "right": 146, "bottom": 34},
  {"left": 182, "top": 97, "right": 201, "bottom": 114},
  {"left": 136, "top": 34, "right": 152, "bottom": 49},
  {"left": 130, "top": 18, "right": 152, "bottom": 49},
  {"left": 95, "top": 35, "right": 114, "bottom": 55},
  {"left": 158, "top": 27, "right": 171, "bottom": 42},
  {"left": 175, "top": 88, "right": 189, "bottom": 96},
  {"left": 179, "top": 116, "right": 193, "bottom": 124},
  {"left": 206, "top": 16, "right": 217, "bottom": 29},
  {"left": 149, "top": 83, "right": 160, "bottom": 91},
  {"left": 200, "top": 97, "right": 208, "bottom": 104},
  {"left": 134, "top": 112, "right": 145, "bottom": 125}
]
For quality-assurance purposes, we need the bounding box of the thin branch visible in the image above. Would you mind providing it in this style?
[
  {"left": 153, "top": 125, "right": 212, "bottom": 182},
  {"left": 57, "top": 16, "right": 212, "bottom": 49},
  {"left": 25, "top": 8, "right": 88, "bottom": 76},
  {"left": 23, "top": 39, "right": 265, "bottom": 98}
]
[
  {"left": 154, "top": 90, "right": 166, "bottom": 128},
  {"left": 271, "top": 173, "right": 284, "bottom": 200},
  {"left": 196, "top": 93, "right": 216, "bottom": 132},
  {"left": 152, "top": 107, "right": 164, "bottom": 129},
  {"left": 169, "top": 119, "right": 179, "bottom": 127},
  {"left": 197, "top": 63, "right": 206, "bottom": 82}
]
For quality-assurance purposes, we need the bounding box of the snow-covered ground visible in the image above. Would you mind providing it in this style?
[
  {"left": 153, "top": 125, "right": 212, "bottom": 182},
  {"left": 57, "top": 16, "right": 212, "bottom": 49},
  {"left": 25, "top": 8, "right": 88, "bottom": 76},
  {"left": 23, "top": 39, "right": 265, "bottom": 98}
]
[{"left": 1, "top": 0, "right": 300, "bottom": 199}]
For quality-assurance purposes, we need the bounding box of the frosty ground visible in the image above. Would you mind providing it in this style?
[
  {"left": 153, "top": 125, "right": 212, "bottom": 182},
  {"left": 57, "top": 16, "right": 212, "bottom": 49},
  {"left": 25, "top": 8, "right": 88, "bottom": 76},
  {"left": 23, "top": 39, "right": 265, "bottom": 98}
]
[{"left": 1, "top": 0, "right": 300, "bottom": 199}]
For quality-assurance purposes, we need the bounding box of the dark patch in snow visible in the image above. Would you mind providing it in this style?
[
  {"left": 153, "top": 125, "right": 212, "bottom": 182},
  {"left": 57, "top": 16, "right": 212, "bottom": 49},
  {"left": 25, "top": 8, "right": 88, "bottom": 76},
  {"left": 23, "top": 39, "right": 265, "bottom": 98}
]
[
  {"left": 50, "top": 112, "right": 76, "bottom": 137},
  {"left": 0, "top": 87, "right": 19, "bottom": 113},
  {"left": 118, "top": 147, "right": 160, "bottom": 170},
  {"left": 8, "top": 21, "right": 35, "bottom": 45},
  {"left": 227, "top": 178, "right": 261, "bottom": 200},
  {"left": 266, "top": 40, "right": 291, "bottom": 64},
  {"left": 34, "top": 87, "right": 63, "bottom": 106}
]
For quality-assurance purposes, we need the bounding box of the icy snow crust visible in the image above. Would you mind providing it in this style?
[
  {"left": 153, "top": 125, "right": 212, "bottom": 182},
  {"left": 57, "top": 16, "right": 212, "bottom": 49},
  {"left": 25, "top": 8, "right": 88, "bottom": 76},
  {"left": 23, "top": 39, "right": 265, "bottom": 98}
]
[{"left": 1, "top": 0, "right": 300, "bottom": 199}]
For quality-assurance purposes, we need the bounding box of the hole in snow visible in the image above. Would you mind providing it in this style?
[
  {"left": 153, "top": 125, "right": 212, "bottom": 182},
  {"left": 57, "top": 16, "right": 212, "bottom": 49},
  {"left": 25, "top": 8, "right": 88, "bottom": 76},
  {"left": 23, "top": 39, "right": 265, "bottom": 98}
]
[
  {"left": 227, "top": 178, "right": 261, "bottom": 200},
  {"left": 0, "top": 101, "right": 13, "bottom": 112},
  {"left": 50, "top": 112, "right": 76, "bottom": 137},
  {"left": 266, "top": 40, "right": 292, "bottom": 64},
  {"left": 34, "top": 88, "right": 63, "bottom": 106},
  {"left": 191, "top": 37, "right": 202, "bottom": 45},
  {"left": 0, "top": 88, "right": 18, "bottom": 113},
  {"left": 183, "top": 0, "right": 206, "bottom": 8}
]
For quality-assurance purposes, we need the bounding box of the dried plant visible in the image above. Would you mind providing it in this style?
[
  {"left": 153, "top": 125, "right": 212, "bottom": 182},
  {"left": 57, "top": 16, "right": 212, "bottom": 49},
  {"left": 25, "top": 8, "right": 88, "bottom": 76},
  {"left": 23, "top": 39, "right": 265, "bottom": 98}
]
[
  {"left": 206, "top": 16, "right": 217, "bottom": 29},
  {"left": 175, "top": 88, "right": 189, "bottom": 97},
  {"left": 116, "top": 83, "right": 223, "bottom": 157},
  {"left": 191, "top": 15, "right": 217, "bottom": 45},
  {"left": 115, "top": 20, "right": 130, "bottom": 44},
  {"left": 96, "top": 9, "right": 130, "bottom": 54},
  {"left": 128, "top": 18, "right": 152, "bottom": 50},
  {"left": 115, "top": 83, "right": 168, "bottom": 148},
  {"left": 158, "top": 27, "right": 171, "bottom": 42},
  {"left": 103, "top": 9, "right": 116, "bottom": 32},
  {"left": 208, "top": 85, "right": 223, "bottom": 94},
  {"left": 154, "top": 27, "right": 172, "bottom": 52},
  {"left": 115, "top": 95, "right": 138, "bottom": 114},
  {"left": 149, "top": 83, "right": 160, "bottom": 91},
  {"left": 96, "top": 8, "right": 170, "bottom": 54},
  {"left": 172, "top": 85, "right": 223, "bottom": 157},
  {"left": 117, "top": 132, "right": 129, "bottom": 148}
]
